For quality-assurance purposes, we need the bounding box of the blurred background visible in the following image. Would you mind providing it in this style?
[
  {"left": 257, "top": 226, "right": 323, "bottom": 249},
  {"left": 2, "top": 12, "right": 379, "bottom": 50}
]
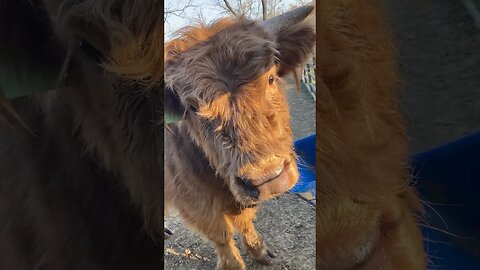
[{"left": 388, "top": 0, "right": 480, "bottom": 152}]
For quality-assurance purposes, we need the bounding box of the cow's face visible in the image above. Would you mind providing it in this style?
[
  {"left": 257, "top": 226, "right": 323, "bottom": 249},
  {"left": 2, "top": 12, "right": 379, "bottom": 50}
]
[
  {"left": 315, "top": 0, "right": 426, "bottom": 268},
  {"left": 316, "top": 177, "right": 426, "bottom": 270},
  {"left": 165, "top": 7, "right": 315, "bottom": 206},
  {"left": 316, "top": 52, "right": 426, "bottom": 270},
  {"left": 39, "top": 0, "right": 166, "bottom": 137}
]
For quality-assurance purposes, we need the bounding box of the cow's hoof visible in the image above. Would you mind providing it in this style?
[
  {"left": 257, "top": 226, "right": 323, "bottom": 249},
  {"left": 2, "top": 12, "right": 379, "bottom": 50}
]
[
  {"left": 254, "top": 249, "right": 276, "bottom": 266},
  {"left": 164, "top": 228, "right": 173, "bottom": 239},
  {"left": 217, "top": 260, "right": 246, "bottom": 270}
]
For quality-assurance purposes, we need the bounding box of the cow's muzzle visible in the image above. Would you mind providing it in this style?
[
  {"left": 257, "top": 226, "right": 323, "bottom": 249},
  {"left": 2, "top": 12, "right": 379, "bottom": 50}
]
[{"left": 235, "top": 159, "right": 299, "bottom": 203}]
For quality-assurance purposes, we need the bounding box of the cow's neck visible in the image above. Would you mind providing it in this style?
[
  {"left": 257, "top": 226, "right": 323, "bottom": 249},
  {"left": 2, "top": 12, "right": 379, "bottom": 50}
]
[
  {"left": 166, "top": 121, "right": 241, "bottom": 212},
  {"left": 51, "top": 56, "right": 164, "bottom": 238}
]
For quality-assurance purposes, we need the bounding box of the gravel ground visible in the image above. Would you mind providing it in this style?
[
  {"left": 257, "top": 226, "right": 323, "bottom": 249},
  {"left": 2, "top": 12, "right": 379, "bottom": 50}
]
[
  {"left": 164, "top": 81, "right": 316, "bottom": 269},
  {"left": 164, "top": 194, "right": 315, "bottom": 270},
  {"left": 285, "top": 80, "right": 316, "bottom": 140}
]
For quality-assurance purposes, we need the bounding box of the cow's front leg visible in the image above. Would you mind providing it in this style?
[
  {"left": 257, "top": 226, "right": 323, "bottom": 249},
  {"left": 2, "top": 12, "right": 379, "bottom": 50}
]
[
  {"left": 229, "top": 208, "right": 276, "bottom": 266},
  {"left": 213, "top": 233, "right": 246, "bottom": 270},
  {"left": 179, "top": 207, "right": 245, "bottom": 270}
]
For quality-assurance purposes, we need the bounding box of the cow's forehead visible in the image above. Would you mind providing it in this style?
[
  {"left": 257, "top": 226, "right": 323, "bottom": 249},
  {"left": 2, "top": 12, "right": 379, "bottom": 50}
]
[
  {"left": 196, "top": 22, "right": 278, "bottom": 91},
  {"left": 165, "top": 18, "right": 280, "bottom": 101}
]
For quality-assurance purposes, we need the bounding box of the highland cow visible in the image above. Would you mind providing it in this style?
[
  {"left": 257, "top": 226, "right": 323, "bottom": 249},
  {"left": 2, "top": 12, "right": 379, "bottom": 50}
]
[
  {"left": 0, "top": 1, "right": 166, "bottom": 269},
  {"left": 163, "top": 6, "right": 315, "bottom": 270},
  {"left": 316, "top": 0, "right": 426, "bottom": 269}
]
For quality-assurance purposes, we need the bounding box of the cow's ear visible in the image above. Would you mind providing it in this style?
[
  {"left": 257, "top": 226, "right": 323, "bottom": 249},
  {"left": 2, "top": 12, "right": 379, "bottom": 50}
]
[
  {"left": 276, "top": 22, "right": 316, "bottom": 77},
  {"left": 164, "top": 85, "right": 185, "bottom": 124},
  {"left": 0, "top": 1, "right": 66, "bottom": 100},
  {"left": 259, "top": 5, "right": 316, "bottom": 77}
]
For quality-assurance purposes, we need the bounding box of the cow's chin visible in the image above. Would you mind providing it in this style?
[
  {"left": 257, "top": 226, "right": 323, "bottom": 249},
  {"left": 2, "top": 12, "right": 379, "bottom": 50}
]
[{"left": 230, "top": 161, "right": 299, "bottom": 207}]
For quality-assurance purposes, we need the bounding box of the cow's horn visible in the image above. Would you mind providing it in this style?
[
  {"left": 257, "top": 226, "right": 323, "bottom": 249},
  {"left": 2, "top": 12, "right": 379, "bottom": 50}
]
[{"left": 260, "top": 5, "right": 314, "bottom": 34}]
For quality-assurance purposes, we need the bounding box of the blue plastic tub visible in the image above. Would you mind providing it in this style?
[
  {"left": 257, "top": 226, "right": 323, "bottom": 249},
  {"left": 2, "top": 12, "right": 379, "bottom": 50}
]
[
  {"left": 289, "top": 131, "right": 480, "bottom": 267},
  {"left": 291, "top": 133, "right": 316, "bottom": 194},
  {"left": 411, "top": 131, "right": 480, "bottom": 268}
]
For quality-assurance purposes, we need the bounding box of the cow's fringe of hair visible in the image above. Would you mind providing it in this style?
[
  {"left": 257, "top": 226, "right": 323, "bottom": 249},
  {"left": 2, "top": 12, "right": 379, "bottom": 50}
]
[
  {"left": 164, "top": 18, "right": 238, "bottom": 61},
  {"left": 53, "top": 0, "right": 164, "bottom": 87}
]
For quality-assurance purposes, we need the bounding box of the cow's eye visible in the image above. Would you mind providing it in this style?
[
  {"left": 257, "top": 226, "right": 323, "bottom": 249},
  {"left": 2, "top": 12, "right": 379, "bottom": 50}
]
[
  {"left": 268, "top": 75, "right": 275, "bottom": 85},
  {"left": 78, "top": 39, "right": 104, "bottom": 63}
]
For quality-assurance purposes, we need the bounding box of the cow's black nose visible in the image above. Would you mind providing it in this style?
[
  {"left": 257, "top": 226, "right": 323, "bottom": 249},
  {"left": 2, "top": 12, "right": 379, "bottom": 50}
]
[{"left": 236, "top": 177, "right": 259, "bottom": 199}]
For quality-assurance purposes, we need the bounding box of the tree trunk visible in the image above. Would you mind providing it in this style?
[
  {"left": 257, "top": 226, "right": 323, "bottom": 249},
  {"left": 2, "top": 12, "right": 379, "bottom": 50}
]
[{"left": 261, "top": 0, "right": 267, "bottom": 20}]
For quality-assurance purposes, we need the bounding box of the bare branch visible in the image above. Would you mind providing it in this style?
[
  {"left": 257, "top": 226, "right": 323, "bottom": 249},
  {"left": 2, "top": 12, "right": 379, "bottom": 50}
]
[
  {"left": 177, "top": 0, "right": 300, "bottom": 23},
  {"left": 196, "top": 9, "right": 209, "bottom": 23},
  {"left": 222, "top": 0, "right": 239, "bottom": 17},
  {"left": 164, "top": 0, "right": 198, "bottom": 22},
  {"left": 287, "top": 0, "right": 311, "bottom": 11},
  {"left": 270, "top": 0, "right": 284, "bottom": 16}
]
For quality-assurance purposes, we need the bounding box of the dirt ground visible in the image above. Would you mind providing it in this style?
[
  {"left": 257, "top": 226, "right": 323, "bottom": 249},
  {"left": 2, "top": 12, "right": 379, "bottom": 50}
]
[
  {"left": 386, "top": 0, "right": 480, "bottom": 152},
  {"left": 164, "top": 194, "right": 316, "bottom": 270}
]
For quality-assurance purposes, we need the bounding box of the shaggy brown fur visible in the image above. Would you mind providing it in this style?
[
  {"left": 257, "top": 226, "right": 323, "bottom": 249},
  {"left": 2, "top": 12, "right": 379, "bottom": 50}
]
[
  {"left": 0, "top": 1, "right": 166, "bottom": 269},
  {"left": 164, "top": 15, "right": 315, "bottom": 270},
  {"left": 316, "top": 0, "right": 426, "bottom": 269}
]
